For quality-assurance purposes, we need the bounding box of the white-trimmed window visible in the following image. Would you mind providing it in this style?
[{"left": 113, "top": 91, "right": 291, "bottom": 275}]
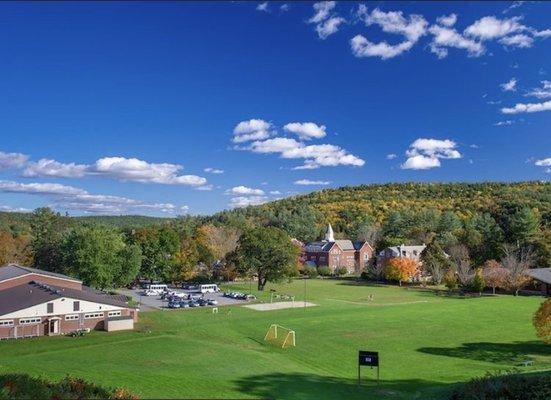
[
  {"left": 108, "top": 310, "right": 122, "bottom": 317},
  {"left": 65, "top": 314, "right": 79, "bottom": 321},
  {"left": 20, "top": 317, "right": 41, "bottom": 325},
  {"left": 84, "top": 312, "right": 104, "bottom": 319},
  {"left": 0, "top": 320, "right": 14, "bottom": 327}
]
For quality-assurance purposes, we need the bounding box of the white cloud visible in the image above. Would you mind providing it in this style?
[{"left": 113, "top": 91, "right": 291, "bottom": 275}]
[
  {"left": 0, "top": 180, "right": 178, "bottom": 215},
  {"left": 352, "top": 7, "right": 428, "bottom": 59},
  {"left": 401, "top": 138, "right": 461, "bottom": 170},
  {"left": 351, "top": 35, "right": 416, "bottom": 59},
  {"left": 501, "top": 100, "right": 551, "bottom": 114},
  {"left": 428, "top": 24, "right": 484, "bottom": 58},
  {"left": 503, "top": 1, "right": 524, "bottom": 14},
  {"left": 500, "top": 78, "right": 517, "bottom": 92},
  {"left": 249, "top": 137, "right": 364, "bottom": 169},
  {"left": 436, "top": 14, "right": 457, "bottom": 27},
  {"left": 195, "top": 184, "right": 213, "bottom": 191},
  {"left": 294, "top": 179, "right": 331, "bottom": 185},
  {"left": 0, "top": 151, "right": 28, "bottom": 171},
  {"left": 256, "top": 2, "right": 269, "bottom": 12},
  {"left": 535, "top": 158, "right": 551, "bottom": 167},
  {"left": 228, "top": 196, "right": 268, "bottom": 208},
  {"left": 204, "top": 167, "right": 224, "bottom": 174},
  {"left": 464, "top": 16, "right": 527, "bottom": 40},
  {"left": 19, "top": 155, "right": 206, "bottom": 186},
  {"left": 386, "top": 153, "right": 397, "bottom": 160},
  {"left": 233, "top": 119, "right": 272, "bottom": 143},
  {"left": 226, "top": 186, "right": 265, "bottom": 196},
  {"left": 283, "top": 122, "right": 327, "bottom": 140},
  {"left": 23, "top": 159, "right": 88, "bottom": 178},
  {"left": 494, "top": 120, "right": 515, "bottom": 126},
  {"left": 308, "top": 1, "right": 336, "bottom": 24},
  {"left": 526, "top": 80, "right": 551, "bottom": 99},
  {"left": 269, "top": 190, "right": 281, "bottom": 195},
  {"left": 401, "top": 155, "right": 441, "bottom": 170},
  {"left": 0, "top": 205, "right": 32, "bottom": 213},
  {"left": 316, "top": 16, "right": 346, "bottom": 39},
  {"left": 308, "top": 2, "right": 344, "bottom": 39},
  {"left": 499, "top": 33, "right": 533, "bottom": 48},
  {"left": 534, "top": 29, "right": 551, "bottom": 38},
  {"left": 280, "top": 4, "right": 289, "bottom": 12}
]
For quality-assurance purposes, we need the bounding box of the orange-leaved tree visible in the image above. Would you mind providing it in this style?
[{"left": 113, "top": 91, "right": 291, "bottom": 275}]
[{"left": 383, "top": 257, "right": 419, "bottom": 286}]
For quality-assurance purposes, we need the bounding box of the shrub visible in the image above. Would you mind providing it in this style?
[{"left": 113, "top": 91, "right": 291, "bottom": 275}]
[
  {"left": 303, "top": 265, "right": 318, "bottom": 278},
  {"left": 317, "top": 266, "right": 331, "bottom": 277},
  {"left": 449, "top": 370, "right": 551, "bottom": 400},
  {"left": 0, "top": 373, "right": 138, "bottom": 399},
  {"left": 444, "top": 269, "right": 457, "bottom": 291},
  {"left": 533, "top": 298, "right": 551, "bottom": 344},
  {"left": 470, "top": 268, "right": 485, "bottom": 294},
  {"left": 336, "top": 267, "right": 348, "bottom": 276}
]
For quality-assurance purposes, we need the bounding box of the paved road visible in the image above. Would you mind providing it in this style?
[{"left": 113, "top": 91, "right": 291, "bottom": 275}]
[{"left": 118, "top": 288, "right": 250, "bottom": 311}]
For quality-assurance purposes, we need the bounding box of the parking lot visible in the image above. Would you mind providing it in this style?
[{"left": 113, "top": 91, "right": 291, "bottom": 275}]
[{"left": 119, "top": 288, "right": 252, "bottom": 311}]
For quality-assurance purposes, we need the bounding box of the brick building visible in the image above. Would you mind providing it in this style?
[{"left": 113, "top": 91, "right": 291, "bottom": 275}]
[
  {"left": 303, "top": 224, "right": 373, "bottom": 274},
  {"left": 376, "top": 244, "right": 427, "bottom": 268},
  {"left": 0, "top": 264, "right": 137, "bottom": 340}
]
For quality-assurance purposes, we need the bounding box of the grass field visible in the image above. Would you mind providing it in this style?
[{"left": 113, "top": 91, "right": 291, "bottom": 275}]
[{"left": 1, "top": 279, "right": 549, "bottom": 399}]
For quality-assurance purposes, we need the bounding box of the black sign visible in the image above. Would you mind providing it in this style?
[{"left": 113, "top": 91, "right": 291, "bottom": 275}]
[{"left": 358, "top": 351, "right": 379, "bottom": 367}]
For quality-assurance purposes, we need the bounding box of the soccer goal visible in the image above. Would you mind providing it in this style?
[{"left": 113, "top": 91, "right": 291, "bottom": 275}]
[{"left": 264, "top": 324, "right": 296, "bottom": 348}]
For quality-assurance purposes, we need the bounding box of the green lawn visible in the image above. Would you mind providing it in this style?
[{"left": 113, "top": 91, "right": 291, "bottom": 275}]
[{"left": 1, "top": 279, "right": 549, "bottom": 399}]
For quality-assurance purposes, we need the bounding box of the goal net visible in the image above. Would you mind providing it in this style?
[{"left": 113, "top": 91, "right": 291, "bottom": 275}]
[{"left": 264, "top": 324, "right": 296, "bottom": 348}]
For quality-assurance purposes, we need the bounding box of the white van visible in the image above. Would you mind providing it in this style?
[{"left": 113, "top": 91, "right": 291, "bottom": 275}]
[
  {"left": 199, "top": 284, "right": 219, "bottom": 294},
  {"left": 145, "top": 284, "right": 168, "bottom": 294}
]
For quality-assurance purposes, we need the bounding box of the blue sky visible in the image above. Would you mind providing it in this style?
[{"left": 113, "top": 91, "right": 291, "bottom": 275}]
[{"left": 0, "top": 1, "right": 550, "bottom": 216}]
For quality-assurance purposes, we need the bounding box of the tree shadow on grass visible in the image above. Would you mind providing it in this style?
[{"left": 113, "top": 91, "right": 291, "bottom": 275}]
[
  {"left": 234, "top": 372, "right": 448, "bottom": 400},
  {"left": 418, "top": 341, "right": 551, "bottom": 365}
]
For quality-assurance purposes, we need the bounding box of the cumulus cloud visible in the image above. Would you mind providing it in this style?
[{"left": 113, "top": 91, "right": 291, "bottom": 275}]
[
  {"left": 249, "top": 137, "right": 364, "bottom": 169},
  {"left": 316, "top": 16, "right": 346, "bottom": 39},
  {"left": 0, "top": 180, "right": 179, "bottom": 215},
  {"left": 352, "top": 7, "right": 428, "bottom": 59},
  {"left": 228, "top": 196, "right": 268, "bottom": 208},
  {"left": 499, "top": 33, "right": 533, "bottom": 48},
  {"left": 204, "top": 167, "right": 224, "bottom": 174},
  {"left": 464, "top": 16, "right": 527, "bottom": 40},
  {"left": 0, "top": 151, "right": 29, "bottom": 171},
  {"left": 269, "top": 190, "right": 281, "bottom": 195},
  {"left": 283, "top": 122, "right": 327, "bottom": 140},
  {"left": 501, "top": 78, "right": 517, "bottom": 92},
  {"left": 294, "top": 179, "right": 331, "bottom": 185},
  {"left": 386, "top": 153, "right": 397, "bottom": 160},
  {"left": 308, "top": 1, "right": 345, "bottom": 39},
  {"left": 428, "top": 23, "right": 484, "bottom": 58},
  {"left": 501, "top": 100, "right": 551, "bottom": 114},
  {"left": 308, "top": 1, "right": 336, "bottom": 24},
  {"left": 225, "top": 186, "right": 265, "bottom": 196},
  {"left": 535, "top": 158, "right": 551, "bottom": 167},
  {"left": 436, "top": 14, "right": 457, "bottom": 27},
  {"left": 401, "top": 138, "right": 461, "bottom": 170},
  {"left": 233, "top": 119, "right": 272, "bottom": 143},
  {"left": 526, "top": 80, "right": 551, "bottom": 99},
  {"left": 535, "top": 158, "right": 551, "bottom": 173}
]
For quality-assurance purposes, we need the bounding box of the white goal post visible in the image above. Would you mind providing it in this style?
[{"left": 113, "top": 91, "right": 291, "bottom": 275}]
[{"left": 264, "top": 324, "right": 296, "bottom": 348}]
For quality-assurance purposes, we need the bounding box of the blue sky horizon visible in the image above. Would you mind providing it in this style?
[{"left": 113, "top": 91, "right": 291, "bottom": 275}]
[{"left": 0, "top": 1, "right": 550, "bottom": 216}]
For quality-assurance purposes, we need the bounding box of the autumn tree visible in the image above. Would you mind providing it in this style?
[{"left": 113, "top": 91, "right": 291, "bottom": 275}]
[
  {"left": 421, "top": 240, "right": 452, "bottom": 284},
  {"left": 30, "top": 207, "right": 66, "bottom": 272},
  {"left": 233, "top": 226, "right": 299, "bottom": 290},
  {"left": 448, "top": 244, "right": 474, "bottom": 288},
  {"left": 443, "top": 269, "right": 457, "bottom": 291},
  {"left": 501, "top": 244, "right": 534, "bottom": 296},
  {"left": 482, "top": 259, "right": 507, "bottom": 295},
  {"left": 383, "top": 257, "right": 418, "bottom": 286},
  {"left": 533, "top": 299, "right": 551, "bottom": 344}
]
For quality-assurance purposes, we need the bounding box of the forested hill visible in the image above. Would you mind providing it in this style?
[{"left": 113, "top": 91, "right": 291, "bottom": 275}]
[{"left": 211, "top": 182, "right": 551, "bottom": 241}]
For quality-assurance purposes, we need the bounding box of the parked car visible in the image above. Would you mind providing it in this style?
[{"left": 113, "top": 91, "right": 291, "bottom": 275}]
[
  {"left": 189, "top": 301, "right": 199, "bottom": 307},
  {"left": 245, "top": 294, "right": 256, "bottom": 300},
  {"left": 198, "top": 299, "right": 208, "bottom": 306},
  {"left": 168, "top": 301, "right": 181, "bottom": 309},
  {"left": 143, "top": 290, "right": 158, "bottom": 297},
  {"left": 207, "top": 299, "right": 218, "bottom": 305}
]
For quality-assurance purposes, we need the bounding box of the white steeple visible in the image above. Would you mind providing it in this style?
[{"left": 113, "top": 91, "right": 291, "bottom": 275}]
[{"left": 324, "top": 224, "right": 335, "bottom": 242}]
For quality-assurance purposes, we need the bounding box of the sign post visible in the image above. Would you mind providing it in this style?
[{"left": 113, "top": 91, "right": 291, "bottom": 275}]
[{"left": 358, "top": 350, "right": 379, "bottom": 385}]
